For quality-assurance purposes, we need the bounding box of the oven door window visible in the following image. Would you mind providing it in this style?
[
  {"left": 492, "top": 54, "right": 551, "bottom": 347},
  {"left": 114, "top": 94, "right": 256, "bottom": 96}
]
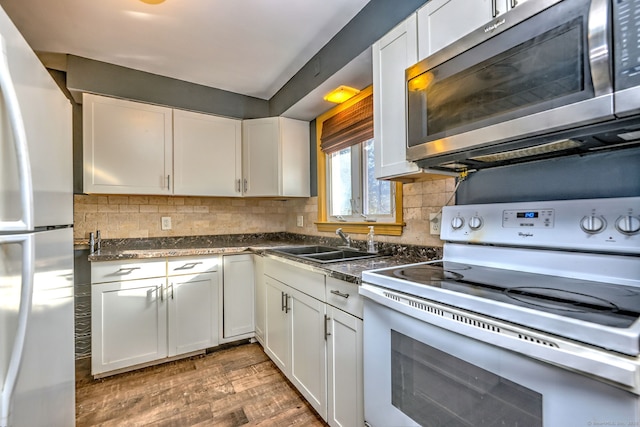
[
  {"left": 391, "top": 330, "right": 542, "bottom": 426},
  {"left": 407, "top": 0, "right": 592, "bottom": 148}
]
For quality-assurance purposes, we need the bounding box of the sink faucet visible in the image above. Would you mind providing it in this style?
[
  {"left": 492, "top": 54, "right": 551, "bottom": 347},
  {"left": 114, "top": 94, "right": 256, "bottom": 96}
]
[{"left": 336, "top": 228, "right": 351, "bottom": 247}]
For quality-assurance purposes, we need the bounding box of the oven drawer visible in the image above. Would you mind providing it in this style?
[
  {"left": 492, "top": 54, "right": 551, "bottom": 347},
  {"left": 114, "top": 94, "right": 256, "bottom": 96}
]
[{"left": 326, "top": 277, "right": 363, "bottom": 319}]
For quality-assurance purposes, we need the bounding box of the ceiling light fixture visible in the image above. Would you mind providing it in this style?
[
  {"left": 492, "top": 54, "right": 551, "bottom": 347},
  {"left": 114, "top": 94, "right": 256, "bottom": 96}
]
[
  {"left": 139, "top": 0, "right": 166, "bottom": 4},
  {"left": 323, "top": 85, "right": 360, "bottom": 104}
]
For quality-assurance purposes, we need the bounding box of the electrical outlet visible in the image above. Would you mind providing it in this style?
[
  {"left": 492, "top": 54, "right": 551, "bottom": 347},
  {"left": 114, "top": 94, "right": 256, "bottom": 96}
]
[
  {"left": 161, "top": 216, "right": 172, "bottom": 231},
  {"left": 296, "top": 215, "right": 304, "bottom": 227},
  {"left": 429, "top": 213, "right": 441, "bottom": 235}
]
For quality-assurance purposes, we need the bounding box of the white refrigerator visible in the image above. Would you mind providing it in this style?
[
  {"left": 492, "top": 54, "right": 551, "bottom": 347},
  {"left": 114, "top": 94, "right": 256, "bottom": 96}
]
[{"left": 0, "top": 4, "right": 75, "bottom": 427}]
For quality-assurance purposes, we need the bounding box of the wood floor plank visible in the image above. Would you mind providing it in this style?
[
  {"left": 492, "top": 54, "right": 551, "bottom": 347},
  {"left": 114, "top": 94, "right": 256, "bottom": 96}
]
[{"left": 76, "top": 342, "right": 327, "bottom": 427}]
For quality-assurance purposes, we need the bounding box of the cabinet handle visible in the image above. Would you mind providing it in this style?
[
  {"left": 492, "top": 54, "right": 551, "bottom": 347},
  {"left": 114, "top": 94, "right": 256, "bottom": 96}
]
[
  {"left": 324, "top": 315, "right": 331, "bottom": 340},
  {"left": 330, "top": 289, "right": 350, "bottom": 299},
  {"left": 116, "top": 267, "right": 141, "bottom": 274},
  {"left": 167, "top": 175, "right": 171, "bottom": 191},
  {"left": 285, "top": 294, "right": 291, "bottom": 314},
  {"left": 236, "top": 179, "right": 241, "bottom": 193},
  {"left": 159, "top": 284, "right": 164, "bottom": 302},
  {"left": 243, "top": 178, "right": 248, "bottom": 194},
  {"left": 174, "top": 262, "right": 202, "bottom": 271},
  {"left": 170, "top": 283, "right": 174, "bottom": 299},
  {"left": 510, "top": 0, "right": 517, "bottom": 7},
  {"left": 491, "top": 0, "right": 499, "bottom": 17},
  {"left": 281, "top": 291, "right": 286, "bottom": 312}
]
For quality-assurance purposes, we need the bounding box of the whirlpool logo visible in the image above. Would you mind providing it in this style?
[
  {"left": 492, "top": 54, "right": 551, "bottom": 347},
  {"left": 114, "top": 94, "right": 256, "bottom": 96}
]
[
  {"left": 518, "top": 232, "right": 534, "bottom": 238},
  {"left": 485, "top": 18, "right": 506, "bottom": 33}
]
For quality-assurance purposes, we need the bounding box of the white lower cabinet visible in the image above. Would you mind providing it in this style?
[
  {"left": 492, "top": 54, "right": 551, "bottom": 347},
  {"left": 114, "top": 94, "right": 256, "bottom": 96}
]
[
  {"left": 289, "top": 287, "right": 327, "bottom": 416},
  {"left": 327, "top": 306, "right": 363, "bottom": 427},
  {"left": 262, "top": 258, "right": 363, "bottom": 426},
  {"left": 167, "top": 272, "right": 219, "bottom": 356},
  {"left": 222, "top": 254, "right": 255, "bottom": 342},
  {"left": 254, "top": 255, "right": 266, "bottom": 344},
  {"left": 92, "top": 256, "right": 221, "bottom": 377},
  {"left": 264, "top": 276, "right": 290, "bottom": 372},
  {"left": 92, "top": 276, "right": 168, "bottom": 376}
]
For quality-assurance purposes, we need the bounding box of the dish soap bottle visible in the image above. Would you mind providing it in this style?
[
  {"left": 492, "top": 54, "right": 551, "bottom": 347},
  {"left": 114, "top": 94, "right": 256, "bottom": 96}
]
[{"left": 367, "top": 226, "right": 377, "bottom": 253}]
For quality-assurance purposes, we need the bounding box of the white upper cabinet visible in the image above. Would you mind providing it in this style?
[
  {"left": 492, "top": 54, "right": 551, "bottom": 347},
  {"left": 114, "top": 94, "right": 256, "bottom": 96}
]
[
  {"left": 372, "top": 14, "right": 422, "bottom": 180},
  {"left": 417, "top": 0, "right": 527, "bottom": 59},
  {"left": 173, "top": 109, "right": 242, "bottom": 196},
  {"left": 83, "top": 94, "right": 309, "bottom": 197},
  {"left": 242, "top": 117, "right": 310, "bottom": 197},
  {"left": 83, "top": 93, "right": 173, "bottom": 195}
]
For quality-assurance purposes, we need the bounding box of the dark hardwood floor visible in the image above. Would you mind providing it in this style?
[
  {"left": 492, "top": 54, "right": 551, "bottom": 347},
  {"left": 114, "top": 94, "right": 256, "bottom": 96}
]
[{"left": 75, "top": 342, "right": 328, "bottom": 426}]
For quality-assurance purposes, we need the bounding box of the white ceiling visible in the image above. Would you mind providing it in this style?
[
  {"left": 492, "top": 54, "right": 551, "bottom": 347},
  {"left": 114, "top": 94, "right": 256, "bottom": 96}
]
[{"left": 0, "top": 0, "right": 372, "bottom": 110}]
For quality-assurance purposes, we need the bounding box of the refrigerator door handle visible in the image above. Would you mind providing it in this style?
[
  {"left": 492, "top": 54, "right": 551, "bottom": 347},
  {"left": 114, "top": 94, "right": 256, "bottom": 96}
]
[
  {"left": 0, "top": 34, "right": 34, "bottom": 232},
  {"left": 0, "top": 234, "right": 35, "bottom": 427}
]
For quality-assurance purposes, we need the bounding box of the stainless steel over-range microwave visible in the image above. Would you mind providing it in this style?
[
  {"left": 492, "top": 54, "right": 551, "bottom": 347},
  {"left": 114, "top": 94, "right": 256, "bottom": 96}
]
[{"left": 406, "top": 0, "right": 640, "bottom": 172}]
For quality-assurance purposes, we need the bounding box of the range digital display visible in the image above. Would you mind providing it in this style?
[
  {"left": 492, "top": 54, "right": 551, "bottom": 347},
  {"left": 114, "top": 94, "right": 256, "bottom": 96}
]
[{"left": 517, "top": 211, "right": 539, "bottom": 219}]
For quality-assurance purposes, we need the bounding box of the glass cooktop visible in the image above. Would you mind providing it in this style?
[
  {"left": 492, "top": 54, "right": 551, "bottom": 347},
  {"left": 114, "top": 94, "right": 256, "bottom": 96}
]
[{"left": 374, "top": 261, "right": 640, "bottom": 328}]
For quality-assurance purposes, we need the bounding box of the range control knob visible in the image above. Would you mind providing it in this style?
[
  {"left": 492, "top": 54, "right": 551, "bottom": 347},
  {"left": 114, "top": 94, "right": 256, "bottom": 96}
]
[
  {"left": 580, "top": 215, "right": 606, "bottom": 234},
  {"left": 469, "top": 216, "right": 484, "bottom": 230},
  {"left": 615, "top": 215, "right": 640, "bottom": 235},
  {"left": 451, "top": 216, "right": 465, "bottom": 230}
]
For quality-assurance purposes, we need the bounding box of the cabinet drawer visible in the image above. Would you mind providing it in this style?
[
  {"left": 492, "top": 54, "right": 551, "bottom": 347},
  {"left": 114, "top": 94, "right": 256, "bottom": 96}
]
[
  {"left": 264, "top": 258, "right": 325, "bottom": 301},
  {"left": 326, "top": 277, "right": 363, "bottom": 319},
  {"left": 91, "top": 259, "right": 166, "bottom": 283},
  {"left": 168, "top": 256, "right": 220, "bottom": 276}
]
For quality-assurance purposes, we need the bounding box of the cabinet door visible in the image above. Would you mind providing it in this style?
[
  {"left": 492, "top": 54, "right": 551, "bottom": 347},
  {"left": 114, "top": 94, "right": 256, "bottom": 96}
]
[
  {"left": 222, "top": 254, "right": 255, "bottom": 339},
  {"left": 83, "top": 93, "right": 173, "bottom": 195},
  {"left": 280, "top": 118, "right": 311, "bottom": 197},
  {"left": 327, "top": 306, "right": 363, "bottom": 427},
  {"left": 173, "top": 110, "right": 242, "bottom": 196},
  {"left": 167, "top": 272, "right": 219, "bottom": 357},
  {"left": 264, "top": 276, "right": 290, "bottom": 373},
  {"left": 242, "top": 118, "right": 280, "bottom": 196},
  {"left": 373, "top": 14, "right": 422, "bottom": 179},
  {"left": 91, "top": 278, "right": 167, "bottom": 376},
  {"left": 289, "top": 288, "right": 327, "bottom": 419},
  {"left": 254, "top": 255, "right": 266, "bottom": 344},
  {"left": 417, "top": 0, "right": 494, "bottom": 59}
]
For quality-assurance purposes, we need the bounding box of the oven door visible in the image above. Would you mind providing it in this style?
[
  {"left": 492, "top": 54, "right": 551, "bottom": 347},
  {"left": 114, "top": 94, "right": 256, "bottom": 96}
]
[
  {"left": 361, "top": 285, "right": 640, "bottom": 427},
  {"left": 406, "top": 0, "right": 613, "bottom": 166}
]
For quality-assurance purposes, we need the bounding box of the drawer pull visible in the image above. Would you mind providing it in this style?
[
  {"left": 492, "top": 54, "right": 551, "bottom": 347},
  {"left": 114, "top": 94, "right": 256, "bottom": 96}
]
[
  {"left": 117, "top": 267, "right": 141, "bottom": 274},
  {"left": 174, "top": 262, "right": 203, "bottom": 271},
  {"left": 330, "top": 289, "right": 350, "bottom": 299}
]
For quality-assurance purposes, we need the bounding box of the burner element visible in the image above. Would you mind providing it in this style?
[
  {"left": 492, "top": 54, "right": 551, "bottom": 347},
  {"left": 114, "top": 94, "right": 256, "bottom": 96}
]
[
  {"left": 393, "top": 265, "right": 464, "bottom": 283},
  {"left": 506, "top": 287, "right": 620, "bottom": 313}
]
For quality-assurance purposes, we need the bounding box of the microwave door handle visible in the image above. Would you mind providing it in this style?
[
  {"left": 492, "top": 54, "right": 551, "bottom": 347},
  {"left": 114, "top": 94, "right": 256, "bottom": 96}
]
[
  {"left": 0, "top": 34, "right": 34, "bottom": 232},
  {"left": 588, "top": 0, "right": 613, "bottom": 96},
  {"left": 0, "top": 234, "right": 35, "bottom": 427}
]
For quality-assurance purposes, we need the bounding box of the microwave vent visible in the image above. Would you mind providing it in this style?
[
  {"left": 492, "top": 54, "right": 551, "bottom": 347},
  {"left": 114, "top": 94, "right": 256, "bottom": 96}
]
[{"left": 470, "top": 139, "right": 583, "bottom": 163}]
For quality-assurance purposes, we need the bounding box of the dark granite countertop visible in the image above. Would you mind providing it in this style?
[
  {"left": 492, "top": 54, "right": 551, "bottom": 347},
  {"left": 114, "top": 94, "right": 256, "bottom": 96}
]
[{"left": 80, "top": 232, "right": 442, "bottom": 284}]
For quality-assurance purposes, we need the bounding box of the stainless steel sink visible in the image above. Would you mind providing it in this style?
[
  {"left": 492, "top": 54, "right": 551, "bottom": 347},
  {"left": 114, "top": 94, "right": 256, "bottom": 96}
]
[
  {"left": 272, "top": 245, "right": 337, "bottom": 255},
  {"left": 271, "top": 245, "right": 381, "bottom": 263}
]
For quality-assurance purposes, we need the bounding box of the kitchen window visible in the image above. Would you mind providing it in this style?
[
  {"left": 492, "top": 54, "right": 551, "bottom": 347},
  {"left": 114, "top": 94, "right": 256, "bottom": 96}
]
[{"left": 316, "top": 86, "right": 404, "bottom": 236}]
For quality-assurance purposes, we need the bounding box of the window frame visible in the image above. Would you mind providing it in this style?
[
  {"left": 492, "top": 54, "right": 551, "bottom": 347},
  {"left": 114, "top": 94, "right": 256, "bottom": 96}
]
[{"left": 316, "top": 85, "right": 404, "bottom": 236}]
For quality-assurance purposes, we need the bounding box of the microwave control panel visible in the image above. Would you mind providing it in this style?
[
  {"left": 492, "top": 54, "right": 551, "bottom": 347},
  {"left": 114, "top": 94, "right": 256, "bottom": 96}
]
[{"left": 614, "top": 0, "right": 640, "bottom": 90}]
